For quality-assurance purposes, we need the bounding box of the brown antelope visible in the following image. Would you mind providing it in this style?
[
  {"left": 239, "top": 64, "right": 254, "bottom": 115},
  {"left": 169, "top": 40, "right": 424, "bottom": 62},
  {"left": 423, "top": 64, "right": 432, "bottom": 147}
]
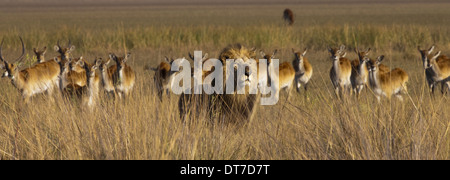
[
  {"left": 54, "top": 57, "right": 81, "bottom": 96},
  {"left": 283, "top": 9, "right": 294, "bottom": 26},
  {"left": 260, "top": 49, "right": 295, "bottom": 99},
  {"left": 151, "top": 56, "right": 176, "bottom": 101},
  {"left": 426, "top": 51, "right": 450, "bottom": 94},
  {"left": 292, "top": 48, "right": 313, "bottom": 93},
  {"left": 33, "top": 47, "right": 47, "bottom": 63},
  {"left": 54, "top": 40, "right": 75, "bottom": 62},
  {"left": 367, "top": 56, "right": 409, "bottom": 102},
  {"left": 82, "top": 59, "right": 101, "bottom": 108},
  {"left": 418, "top": 46, "right": 450, "bottom": 94},
  {"left": 328, "top": 45, "right": 352, "bottom": 98},
  {"left": 0, "top": 37, "right": 60, "bottom": 103},
  {"left": 55, "top": 56, "right": 90, "bottom": 98},
  {"left": 66, "top": 57, "right": 89, "bottom": 88},
  {"left": 99, "top": 58, "right": 116, "bottom": 97},
  {"left": 350, "top": 47, "right": 371, "bottom": 97},
  {"left": 109, "top": 53, "right": 136, "bottom": 99}
]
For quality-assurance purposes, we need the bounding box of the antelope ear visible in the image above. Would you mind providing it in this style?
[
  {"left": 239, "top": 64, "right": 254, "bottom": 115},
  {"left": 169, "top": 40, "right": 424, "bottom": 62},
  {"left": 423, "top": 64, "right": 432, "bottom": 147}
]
[
  {"left": 53, "top": 57, "right": 59, "bottom": 63},
  {"left": 341, "top": 52, "right": 347, "bottom": 58},
  {"left": 366, "top": 48, "right": 371, "bottom": 55},
  {"left": 69, "top": 45, "right": 75, "bottom": 52},
  {"left": 54, "top": 45, "right": 60, "bottom": 52},
  {"left": 78, "top": 60, "right": 85, "bottom": 67},
  {"left": 188, "top": 52, "right": 194, "bottom": 60},
  {"left": 377, "top": 55, "right": 385, "bottom": 63},
  {"left": 259, "top": 50, "right": 266, "bottom": 58},
  {"left": 339, "top": 45, "right": 346, "bottom": 51},
  {"left": 271, "top": 49, "right": 278, "bottom": 58},
  {"left": 428, "top": 46, "right": 435, "bottom": 55},
  {"left": 125, "top": 53, "right": 131, "bottom": 61},
  {"left": 92, "top": 64, "right": 98, "bottom": 70},
  {"left": 42, "top": 46, "right": 47, "bottom": 54},
  {"left": 105, "top": 59, "right": 111, "bottom": 65},
  {"left": 327, "top": 46, "right": 334, "bottom": 53},
  {"left": 95, "top": 58, "right": 102, "bottom": 66},
  {"left": 202, "top": 53, "right": 208, "bottom": 60},
  {"left": 33, "top": 48, "right": 38, "bottom": 54},
  {"left": 432, "top": 51, "right": 441, "bottom": 60},
  {"left": 302, "top": 48, "right": 308, "bottom": 56},
  {"left": 164, "top": 56, "right": 170, "bottom": 63},
  {"left": 109, "top": 53, "right": 116, "bottom": 61}
]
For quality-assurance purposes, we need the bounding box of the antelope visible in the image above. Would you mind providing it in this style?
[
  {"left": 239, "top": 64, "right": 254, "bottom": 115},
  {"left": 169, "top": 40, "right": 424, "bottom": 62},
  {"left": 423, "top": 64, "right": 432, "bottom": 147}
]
[
  {"left": 418, "top": 46, "right": 450, "bottom": 94},
  {"left": 350, "top": 47, "right": 371, "bottom": 97},
  {"left": 367, "top": 56, "right": 409, "bottom": 102},
  {"left": 260, "top": 49, "right": 295, "bottom": 100},
  {"left": 99, "top": 58, "right": 116, "bottom": 97},
  {"left": 54, "top": 40, "right": 75, "bottom": 62},
  {"left": 328, "top": 45, "right": 352, "bottom": 99},
  {"left": 55, "top": 56, "right": 89, "bottom": 97},
  {"left": 292, "top": 48, "right": 313, "bottom": 93},
  {"left": 0, "top": 37, "right": 60, "bottom": 103},
  {"left": 82, "top": 59, "right": 101, "bottom": 108},
  {"left": 425, "top": 51, "right": 450, "bottom": 94},
  {"left": 283, "top": 9, "right": 294, "bottom": 26},
  {"left": 109, "top": 53, "right": 136, "bottom": 99},
  {"left": 151, "top": 56, "right": 177, "bottom": 101},
  {"left": 54, "top": 57, "right": 81, "bottom": 97},
  {"left": 68, "top": 57, "right": 89, "bottom": 87},
  {"left": 33, "top": 46, "right": 47, "bottom": 63}
]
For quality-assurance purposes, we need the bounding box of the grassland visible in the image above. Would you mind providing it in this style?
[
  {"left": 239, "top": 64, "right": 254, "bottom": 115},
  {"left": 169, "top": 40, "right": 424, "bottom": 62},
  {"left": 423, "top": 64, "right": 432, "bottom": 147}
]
[{"left": 0, "top": 0, "right": 449, "bottom": 160}]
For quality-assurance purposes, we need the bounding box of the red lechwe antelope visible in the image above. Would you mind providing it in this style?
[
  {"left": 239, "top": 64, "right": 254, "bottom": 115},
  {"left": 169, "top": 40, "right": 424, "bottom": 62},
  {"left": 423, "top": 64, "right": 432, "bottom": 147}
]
[
  {"left": 0, "top": 37, "right": 60, "bottom": 103},
  {"left": 82, "top": 59, "right": 101, "bottom": 108},
  {"left": 350, "top": 47, "right": 371, "bottom": 97},
  {"left": 292, "top": 48, "right": 313, "bottom": 94},
  {"left": 54, "top": 40, "right": 75, "bottom": 62},
  {"left": 99, "top": 58, "right": 116, "bottom": 97},
  {"left": 151, "top": 57, "right": 172, "bottom": 101},
  {"left": 328, "top": 45, "right": 352, "bottom": 99},
  {"left": 109, "top": 53, "right": 136, "bottom": 99},
  {"left": 260, "top": 49, "right": 295, "bottom": 100},
  {"left": 151, "top": 56, "right": 190, "bottom": 101},
  {"left": 258, "top": 49, "right": 295, "bottom": 98},
  {"left": 57, "top": 56, "right": 90, "bottom": 97},
  {"left": 418, "top": 46, "right": 450, "bottom": 94},
  {"left": 425, "top": 51, "right": 450, "bottom": 94},
  {"left": 33, "top": 46, "right": 47, "bottom": 63},
  {"left": 367, "top": 56, "right": 409, "bottom": 102}
]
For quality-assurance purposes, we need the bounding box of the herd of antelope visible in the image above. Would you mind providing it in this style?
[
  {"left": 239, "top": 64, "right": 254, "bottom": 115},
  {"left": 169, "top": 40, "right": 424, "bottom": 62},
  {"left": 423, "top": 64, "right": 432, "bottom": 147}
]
[
  {"left": 0, "top": 37, "right": 135, "bottom": 108},
  {"left": 0, "top": 37, "right": 449, "bottom": 113}
]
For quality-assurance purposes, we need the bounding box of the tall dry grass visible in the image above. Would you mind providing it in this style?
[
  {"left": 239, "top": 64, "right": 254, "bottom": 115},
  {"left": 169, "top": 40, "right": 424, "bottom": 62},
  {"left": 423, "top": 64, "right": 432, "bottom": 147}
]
[{"left": 0, "top": 2, "right": 449, "bottom": 159}]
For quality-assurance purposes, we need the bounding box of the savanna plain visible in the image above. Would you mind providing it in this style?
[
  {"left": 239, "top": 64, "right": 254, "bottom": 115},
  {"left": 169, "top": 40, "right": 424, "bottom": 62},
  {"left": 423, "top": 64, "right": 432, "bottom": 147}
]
[{"left": 0, "top": 0, "right": 449, "bottom": 160}]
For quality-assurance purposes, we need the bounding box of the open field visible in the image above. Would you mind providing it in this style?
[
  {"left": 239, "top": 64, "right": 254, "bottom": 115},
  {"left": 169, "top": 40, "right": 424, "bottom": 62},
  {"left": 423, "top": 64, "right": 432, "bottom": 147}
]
[{"left": 0, "top": 0, "right": 449, "bottom": 160}]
